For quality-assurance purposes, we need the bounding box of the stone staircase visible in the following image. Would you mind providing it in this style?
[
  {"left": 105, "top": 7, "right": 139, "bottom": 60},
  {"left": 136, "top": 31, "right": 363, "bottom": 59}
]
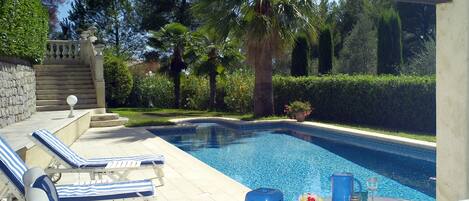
[
  {"left": 35, "top": 64, "right": 98, "bottom": 111},
  {"left": 90, "top": 113, "right": 128, "bottom": 128}
]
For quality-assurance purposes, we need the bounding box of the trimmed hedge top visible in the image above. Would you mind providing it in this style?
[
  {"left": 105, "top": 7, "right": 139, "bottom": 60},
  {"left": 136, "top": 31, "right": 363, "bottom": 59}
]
[{"left": 0, "top": 0, "right": 49, "bottom": 63}]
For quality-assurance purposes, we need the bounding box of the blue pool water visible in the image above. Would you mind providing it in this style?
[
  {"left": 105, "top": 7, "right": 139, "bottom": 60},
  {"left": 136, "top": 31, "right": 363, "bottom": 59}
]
[{"left": 154, "top": 124, "right": 435, "bottom": 201}]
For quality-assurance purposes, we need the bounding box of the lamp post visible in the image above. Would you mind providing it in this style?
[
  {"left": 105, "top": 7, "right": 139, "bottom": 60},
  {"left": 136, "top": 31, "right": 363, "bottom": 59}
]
[{"left": 67, "top": 95, "right": 78, "bottom": 118}]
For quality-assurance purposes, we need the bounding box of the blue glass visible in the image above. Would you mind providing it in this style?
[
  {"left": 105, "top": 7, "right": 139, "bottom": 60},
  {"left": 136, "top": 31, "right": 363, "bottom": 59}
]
[{"left": 154, "top": 124, "right": 435, "bottom": 201}]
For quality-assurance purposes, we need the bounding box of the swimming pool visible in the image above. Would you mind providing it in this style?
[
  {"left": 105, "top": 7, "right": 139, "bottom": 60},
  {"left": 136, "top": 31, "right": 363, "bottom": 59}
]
[{"left": 151, "top": 122, "right": 435, "bottom": 201}]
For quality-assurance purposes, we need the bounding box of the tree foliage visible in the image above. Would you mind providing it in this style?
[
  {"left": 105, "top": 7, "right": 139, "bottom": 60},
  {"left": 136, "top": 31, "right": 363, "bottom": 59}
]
[
  {"left": 396, "top": 2, "right": 435, "bottom": 62},
  {"left": 377, "top": 9, "right": 403, "bottom": 75},
  {"left": 339, "top": 14, "right": 377, "bottom": 74},
  {"left": 401, "top": 37, "right": 435, "bottom": 75},
  {"left": 291, "top": 34, "right": 310, "bottom": 77},
  {"left": 318, "top": 26, "right": 333, "bottom": 74},
  {"left": 136, "top": 0, "right": 194, "bottom": 32},
  {"left": 193, "top": 0, "right": 315, "bottom": 117},
  {"left": 67, "top": 0, "right": 144, "bottom": 57}
]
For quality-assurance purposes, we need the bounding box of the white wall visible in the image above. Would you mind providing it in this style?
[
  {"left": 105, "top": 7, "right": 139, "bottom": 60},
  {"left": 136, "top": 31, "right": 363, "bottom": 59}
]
[{"left": 437, "top": 1, "right": 469, "bottom": 200}]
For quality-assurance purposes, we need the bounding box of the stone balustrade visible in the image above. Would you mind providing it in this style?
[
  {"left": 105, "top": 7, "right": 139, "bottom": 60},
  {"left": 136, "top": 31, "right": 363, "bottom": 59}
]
[{"left": 44, "top": 40, "right": 81, "bottom": 65}]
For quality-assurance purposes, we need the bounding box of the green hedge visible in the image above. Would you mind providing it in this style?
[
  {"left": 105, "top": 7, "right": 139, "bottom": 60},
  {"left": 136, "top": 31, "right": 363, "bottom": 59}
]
[
  {"left": 273, "top": 75, "right": 435, "bottom": 133},
  {"left": 0, "top": 0, "right": 49, "bottom": 63},
  {"left": 124, "top": 73, "right": 435, "bottom": 133}
]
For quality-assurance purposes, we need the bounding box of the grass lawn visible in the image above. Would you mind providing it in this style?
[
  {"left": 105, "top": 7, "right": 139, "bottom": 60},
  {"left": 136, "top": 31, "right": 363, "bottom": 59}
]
[{"left": 110, "top": 108, "right": 435, "bottom": 142}]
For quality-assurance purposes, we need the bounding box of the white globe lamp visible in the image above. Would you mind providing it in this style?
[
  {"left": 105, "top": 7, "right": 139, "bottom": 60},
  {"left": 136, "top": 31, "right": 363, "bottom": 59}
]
[{"left": 66, "top": 95, "right": 78, "bottom": 118}]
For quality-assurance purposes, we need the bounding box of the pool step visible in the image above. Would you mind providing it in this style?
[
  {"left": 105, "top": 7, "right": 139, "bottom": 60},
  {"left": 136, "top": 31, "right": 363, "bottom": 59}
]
[{"left": 90, "top": 113, "right": 128, "bottom": 128}]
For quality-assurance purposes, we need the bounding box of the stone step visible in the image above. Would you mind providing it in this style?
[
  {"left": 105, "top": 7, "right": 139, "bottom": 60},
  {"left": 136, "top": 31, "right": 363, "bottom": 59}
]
[
  {"left": 36, "top": 89, "right": 96, "bottom": 95},
  {"left": 36, "top": 98, "right": 97, "bottom": 106},
  {"left": 35, "top": 68, "right": 90, "bottom": 73},
  {"left": 90, "top": 117, "right": 129, "bottom": 128},
  {"left": 37, "top": 75, "right": 92, "bottom": 81},
  {"left": 37, "top": 94, "right": 96, "bottom": 100},
  {"left": 36, "top": 104, "right": 98, "bottom": 111},
  {"left": 37, "top": 84, "right": 94, "bottom": 90},
  {"left": 36, "top": 71, "right": 91, "bottom": 76},
  {"left": 91, "top": 113, "right": 120, "bottom": 121},
  {"left": 37, "top": 79, "right": 93, "bottom": 85}
]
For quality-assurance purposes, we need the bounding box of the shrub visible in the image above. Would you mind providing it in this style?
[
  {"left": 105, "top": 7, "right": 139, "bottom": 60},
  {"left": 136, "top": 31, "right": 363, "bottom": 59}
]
[
  {"left": 223, "top": 71, "right": 254, "bottom": 113},
  {"left": 318, "top": 26, "right": 333, "bottom": 74},
  {"left": 291, "top": 34, "right": 310, "bottom": 77},
  {"left": 127, "top": 75, "right": 146, "bottom": 107},
  {"left": 104, "top": 55, "right": 133, "bottom": 106},
  {"left": 273, "top": 75, "right": 435, "bottom": 133},
  {"left": 0, "top": 0, "right": 49, "bottom": 63},
  {"left": 180, "top": 75, "right": 210, "bottom": 110},
  {"left": 139, "top": 74, "right": 174, "bottom": 108},
  {"left": 377, "top": 9, "right": 403, "bottom": 75}
]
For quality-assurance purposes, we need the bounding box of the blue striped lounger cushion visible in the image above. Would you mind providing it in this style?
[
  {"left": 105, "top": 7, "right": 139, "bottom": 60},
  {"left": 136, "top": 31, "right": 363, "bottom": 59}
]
[
  {"left": 32, "top": 129, "right": 164, "bottom": 168},
  {"left": 56, "top": 180, "right": 155, "bottom": 201}
]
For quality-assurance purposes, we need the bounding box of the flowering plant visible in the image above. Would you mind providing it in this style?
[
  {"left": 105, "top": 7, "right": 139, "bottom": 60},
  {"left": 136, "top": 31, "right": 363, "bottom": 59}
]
[
  {"left": 284, "top": 101, "right": 313, "bottom": 118},
  {"left": 298, "top": 193, "right": 323, "bottom": 201}
]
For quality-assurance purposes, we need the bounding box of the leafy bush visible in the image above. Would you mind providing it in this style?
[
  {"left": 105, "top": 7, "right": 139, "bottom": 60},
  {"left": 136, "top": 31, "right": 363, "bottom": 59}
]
[
  {"left": 0, "top": 0, "right": 49, "bottom": 63},
  {"left": 104, "top": 55, "right": 133, "bottom": 106},
  {"left": 223, "top": 71, "right": 254, "bottom": 113},
  {"left": 181, "top": 75, "right": 210, "bottom": 110},
  {"left": 273, "top": 75, "right": 435, "bottom": 133},
  {"left": 140, "top": 74, "right": 174, "bottom": 108},
  {"left": 377, "top": 9, "right": 403, "bottom": 75}
]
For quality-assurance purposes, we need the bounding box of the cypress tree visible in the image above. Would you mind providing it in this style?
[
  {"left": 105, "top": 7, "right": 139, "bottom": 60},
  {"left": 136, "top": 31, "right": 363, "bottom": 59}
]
[
  {"left": 318, "top": 26, "right": 333, "bottom": 74},
  {"left": 377, "top": 9, "right": 403, "bottom": 75},
  {"left": 291, "top": 34, "right": 310, "bottom": 77}
]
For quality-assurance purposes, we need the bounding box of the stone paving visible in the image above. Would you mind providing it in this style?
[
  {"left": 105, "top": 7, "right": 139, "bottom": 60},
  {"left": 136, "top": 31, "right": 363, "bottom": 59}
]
[
  {"left": 58, "top": 126, "right": 251, "bottom": 201},
  {"left": 0, "top": 109, "right": 90, "bottom": 151}
]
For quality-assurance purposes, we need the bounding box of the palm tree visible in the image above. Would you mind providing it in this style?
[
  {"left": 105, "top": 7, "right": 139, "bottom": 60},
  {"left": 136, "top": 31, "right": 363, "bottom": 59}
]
[
  {"left": 193, "top": 0, "right": 315, "bottom": 117},
  {"left": 187, "top": 30, "right": 244, "bottom": 110},
  {"left": 150, "top": 23, "right": 191, "bottom": 108}
]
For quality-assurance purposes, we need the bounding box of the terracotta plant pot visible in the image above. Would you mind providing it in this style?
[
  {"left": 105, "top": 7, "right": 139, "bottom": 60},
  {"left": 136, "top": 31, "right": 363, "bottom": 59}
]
[{"left": 295, "top": 112, "right": 306, "bottom": 122}]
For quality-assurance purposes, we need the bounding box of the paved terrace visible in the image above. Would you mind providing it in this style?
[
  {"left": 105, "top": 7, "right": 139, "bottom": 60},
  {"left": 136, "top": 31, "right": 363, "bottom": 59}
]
[
  {"left": 0, "top": 109, "right": 91, "bottom": 151},
  {"left": 59, "top": 126, "right": 250, "bottom": 201}
]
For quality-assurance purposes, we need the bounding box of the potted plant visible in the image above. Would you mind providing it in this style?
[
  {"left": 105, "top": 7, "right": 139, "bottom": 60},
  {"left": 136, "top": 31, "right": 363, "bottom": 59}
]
[{"left": 284, "top": 101, "right": 313, "bottom": 122}]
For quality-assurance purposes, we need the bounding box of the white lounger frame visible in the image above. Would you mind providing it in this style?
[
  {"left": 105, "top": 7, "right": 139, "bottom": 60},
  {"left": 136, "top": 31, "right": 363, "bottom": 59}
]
[{"left": 30, "top": 137, "right": 164, "bottom": 186}]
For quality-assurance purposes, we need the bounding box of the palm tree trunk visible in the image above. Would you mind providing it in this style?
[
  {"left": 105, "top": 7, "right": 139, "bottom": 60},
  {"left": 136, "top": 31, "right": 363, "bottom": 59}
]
[
  {"left": 171, "top": 45, "right": 185, "bottom": 108},
  {"left": 173, "top": 72, "right": 181, "bottom": 108},
  {"left": 209, "top": 71, "right": 216, "bottom": 110},
  {"left": 253, "top": 43, "right": 274, "bottom": 117},
  {"left": 208, "top": 48, "right": 217, "bottom": 110}
]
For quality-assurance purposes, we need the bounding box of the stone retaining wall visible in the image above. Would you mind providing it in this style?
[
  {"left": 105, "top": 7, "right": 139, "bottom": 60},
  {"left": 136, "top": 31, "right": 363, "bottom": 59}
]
[{"left": 0, "top": 61, "right": 36, "bottom": 128}]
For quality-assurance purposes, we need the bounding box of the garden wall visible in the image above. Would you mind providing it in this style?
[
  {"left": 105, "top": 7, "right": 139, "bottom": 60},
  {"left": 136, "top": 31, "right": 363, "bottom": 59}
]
[{"left": 0, "top": 60, "right": 36, "bottom": 128}]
